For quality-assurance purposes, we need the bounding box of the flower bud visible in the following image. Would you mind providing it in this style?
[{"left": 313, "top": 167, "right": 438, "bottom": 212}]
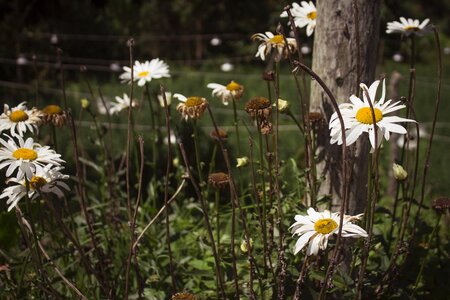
[
  {"left": 80, "top": 98, "right": 90, "bottom": 109},
  {"left": 393, "top": 163, "right": 407, "bottom": 180},
  {"left": 240, "top": 238, "right": 253, "bottom": 253},
  {"left": 236, "top": 157, "right": 249, "bottom": 168},
  {"left": 273, "top": 98, "right": 289, "bottom": 113}
]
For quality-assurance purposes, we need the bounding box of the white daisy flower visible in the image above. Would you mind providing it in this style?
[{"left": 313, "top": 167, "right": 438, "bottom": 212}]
[
  {"left": 251, "top": 32, "right": 297, "bottom": 62},
  {"left": 157, "top": 92, "right": 172, "bottom": 108},
  {"left": 329, "top": 79, "right": 415, "bottom": 150},
  {"left": 206, "top": 80, "right": 244, "bottom": 105},
  {"left": 281, "top": 1, "right": 317, "bottom": 37},
  {"left": 0, "top": 136, "right": 64, "bottom": 180},
  {"left": 0, "top": 165, "right": 69, "bottom": 212},
  {"left": 0, "top": 102, "right": 43, "bottom": 137},
  {"left": 119, "top": 58, "right": 170, "bottom": 87},
  {"left": 290, "top": 207, "right": 367, "bottom": 256},
  {"left": 386, "top": 17, "right": 430, "bottom": 36},
  {"left": 109, "top": 93, "right": 138, "bottom": 115}
]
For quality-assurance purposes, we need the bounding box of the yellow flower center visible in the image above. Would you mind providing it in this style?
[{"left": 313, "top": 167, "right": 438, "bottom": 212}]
[
  {"left": 269, "top": 34, "right": 285, "bottom": 45},
  {"left": 185, "top": 97, "right": 204, "bottom": 107},
  {"left": 43, "top": 105, "right": 62, "bottom": 115},
  {"left": 314, "top": 218, "right": 338, "bottom": 234},
  {"left": 9, "top": 110, "right": 29, "bottom": 122},
  {"left": 356, "top": 107, "right": 383, "bottom": 124},
  {"left": 12, "top": 148, "right": 38, "bottom": 160},
  {"left": 404, "top": 26, "right": 419, "bottom": 31},
  {"left": 226, "top": 81, "right": 241, "bottom": 91},
  {"left": 137, "top": 71, "right": 149, "bottom": 78},
  {"left": 307, "top": 11, "right": 317, "bottom": 20},
  {"left": 29, "top": 176, "right": 47, "bottom": 190}
]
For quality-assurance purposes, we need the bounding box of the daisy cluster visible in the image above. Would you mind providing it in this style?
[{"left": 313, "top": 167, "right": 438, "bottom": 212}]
[{"left": 0, "top": 102, "right": 69, "bottom": 211}]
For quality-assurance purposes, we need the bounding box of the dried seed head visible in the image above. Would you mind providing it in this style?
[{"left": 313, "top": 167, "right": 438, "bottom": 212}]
[
  {"left": 42, "top": 105, "right": 67, "bottom": 127},
  {"left": 262, "top": 71, "right": 275, "bottom": 82},
  {"left": 208, "top": 172, "right": 229, "bottom": 189},
  {"left": 307, "top": 111, "right": 325, "bottom": 128},
  {"left": 176, "top": 97, "right": 208, "bottom": 120},
  {"left": 245, "top": 96, "right": 271, "bottom": 118},
  {"left": 432, "top": 197, "right": 450, "bottom": 214},
  {"left": 210, "top": 128, "right": 228, "bottom": 141},
  {"left": 171, "top": 292, "right": 198, "bottom": 300}
]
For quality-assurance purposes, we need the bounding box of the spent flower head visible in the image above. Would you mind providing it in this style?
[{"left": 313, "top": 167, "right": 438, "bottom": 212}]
[
  {"left": 174, "top": 94, "right": 208, "bottom": 121},
  {"left": 281, "top": 1, "right": 317, "bottom": 36},
  {"left": 42, "top": 105, "right": 67, "bottom": 127}
]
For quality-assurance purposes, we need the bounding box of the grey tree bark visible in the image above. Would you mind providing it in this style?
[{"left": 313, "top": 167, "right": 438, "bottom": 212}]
[{"left": 310, "top": 0, "right": 381, "bottom": 214}]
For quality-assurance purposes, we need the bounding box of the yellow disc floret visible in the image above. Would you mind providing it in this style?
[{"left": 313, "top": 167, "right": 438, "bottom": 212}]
[
  {"left": 29, "top": 176, "right": 47, "bottom": 190},
  {"left": 43, "top": 105, "right": 62, "bottom": 115},
  {"left": 13, "top": 148, "right": 38, "bottom": 160},
  {"left": 9, "top": 110, "right": 29, "bottom": 122},
  {"left": 137, "top": 71, "right": 149, "bottom": 78},
  {"left": 226, "top": 81, "right": 242, "bottom": 91},
  {"left": 314, "top": 218, "right": 338, "bottom": 234},
  {"left": 404, "top": 26, "right": 419, "bottom": 32},
  {"left": 356, "top": 107, "right": 383, "bottom": 124},
  {"left": 185, "top": 97, "right": 205, "bottom": 107},
  {"left": 307, "top": 11, "right": 317, "bottom": 20},
  {"left": 269, "top": 34, "right": 285, "bottom": 45}
]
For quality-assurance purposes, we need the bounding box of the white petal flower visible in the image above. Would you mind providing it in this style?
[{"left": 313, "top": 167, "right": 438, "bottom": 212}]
[
  {"left": 109, "top": 93, "right": 138, "bottom": 115},
  {"left": 0, "top": 102, "right": 43, "bottom": 137},
  {"left": 174, "top": 93, "right": 208, "bottom": 121},
  {"left": 281, "top": 1, "right": 317, "bottom": 36},
  {"left": 251, "top": 32, "right": 297, "bottom": 62},
  {"left": 386, "top": 17, "right": 430, "bottom": 36},
  {"left": 119, "top": 58, "right": 170, "bottom": 86},
  {"left": 329, "top": 79, "right": 415, "bottom": 151},
  {"left": 207, "top": 81, "right": 244, "bottom": 105},
  {"left": 0, "top": 165, "right": 69, "bottom": 212},
  {"left": 0, "top": 136, "right": 64, "bottom": 180},
  {"left": 290, "top": 207, "right": 367, "bottom": 256}
]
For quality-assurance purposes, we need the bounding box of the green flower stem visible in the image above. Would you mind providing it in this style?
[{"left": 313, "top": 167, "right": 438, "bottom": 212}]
[
  {"left": 145, "top": 84, "right": 158, "bottom": 174},
  {"left": 287, "top": 111, "right": 304, "bottom": 134}
]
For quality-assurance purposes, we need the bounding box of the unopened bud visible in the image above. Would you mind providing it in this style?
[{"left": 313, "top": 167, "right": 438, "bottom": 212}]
[
  {"left": 80, "top": 98, "right": 90, "bottom": 109},
  {"left": 273, "top": 98, "right": 289, "bottom": 113},
  {"left": 236, "top": 157, "right": 249, "bottom": 168},
  {"left": 393, "top": 163, "right": 407, "bottom": 181}
]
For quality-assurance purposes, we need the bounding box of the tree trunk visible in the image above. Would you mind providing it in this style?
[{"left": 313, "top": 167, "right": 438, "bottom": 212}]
[{"left": 310, "top": 0, "right": 380, "bottom": 214}]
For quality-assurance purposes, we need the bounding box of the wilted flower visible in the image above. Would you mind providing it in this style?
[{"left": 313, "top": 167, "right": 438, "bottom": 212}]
[
  {"left": 393, "top": 163, "right": 408, "bottom": 181},
  {"left": 171, "top": 292, "right": 198, "bottom": 300},
  {"left": 290, "top": 207, "right": 367, "bottom": 256},
  {"left": 42, "top": 105, "right": 67, "bottom": 127},
  {"left": 236, "top": 156, "right": 249, "bottom": 168},
  {"left": 273, "top": 98, "right": 290, "bottom": 113},
  {"left": 0, "top": 136, "right": 64, "bottom": 180},
  {"left": 386, "top": 17, "right": 430, "bottom": 36},
  {"left": 119, "top": 59, "right": 170, "bottom": 86},
  {"left": 174, "top": 94, "right": 208, "bottom": 121},
  {"left": 329, "top": 79, "right": 415, "bottom": 151},
  {"left": 251, "top": 32, "right": 297, "bottom": 62},
  {"left": 0, "top": 165, "right": 69, "bottom": 212},
  {"left": 109, "top": 93, "right": 138, "bottom": 115},
  {"left": 157, "top": 92, "right": 172, "bottom": 108},
  {"left": 207, "top": 80, "right": 244, "bottom": 105},
  {"left": 245, "top": 96, "right": 272, "bottom": 135},
  {"left": 208, "top": 172, "right": 229, "bottom": 189},
  {"left": 431, "top": 197, "right": 450, "bottom": 214},
  {"left": 0, "top": 102, "right": 43, "bottom": 137},
  {"left": 281, "top": 1, "right": 317, "bottom": 36}
]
